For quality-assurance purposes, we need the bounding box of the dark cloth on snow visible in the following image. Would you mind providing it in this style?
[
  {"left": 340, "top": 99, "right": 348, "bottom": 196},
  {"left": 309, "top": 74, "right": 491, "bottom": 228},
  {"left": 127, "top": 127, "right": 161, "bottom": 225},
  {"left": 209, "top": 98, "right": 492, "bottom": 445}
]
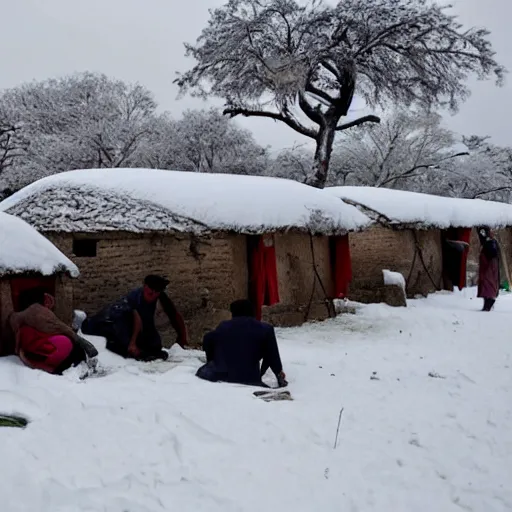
[
  {"left": 478, "top": 239, "right": 500, "bottom": 300},
  {"left": 196, "top": 316, "right": 283, "bottom": 387}
]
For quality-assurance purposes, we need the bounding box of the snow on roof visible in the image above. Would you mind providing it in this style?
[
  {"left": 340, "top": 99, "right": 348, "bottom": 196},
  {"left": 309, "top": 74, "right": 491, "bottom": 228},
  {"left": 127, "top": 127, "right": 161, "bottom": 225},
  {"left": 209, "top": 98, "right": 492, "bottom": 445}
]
[
  {"left": 327, "top": 186, "right": 512, "bottom": 229},
  {"left": 0, "top": 211, "right": 79, "bottom": 277},
  {"left": 0, "top": 169, "right": 371, "bottom": 235}
]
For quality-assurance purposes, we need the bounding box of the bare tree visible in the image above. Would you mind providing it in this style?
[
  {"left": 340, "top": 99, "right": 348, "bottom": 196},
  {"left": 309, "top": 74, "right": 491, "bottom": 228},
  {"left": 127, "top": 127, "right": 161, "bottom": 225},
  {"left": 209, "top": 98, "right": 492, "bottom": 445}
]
[
  {"left": 0, "top": 122, "right": 24, "bottom": 176},
  {"left": 175, "top": 108, "right": 269, "bottom": 175},
  {"left": 267, "top": 143, "right": 311, "bottom": 182},
  {"left": 0, "top": 100, "right": 28, "bottom": 178},
  {"left": 335, "top": 109, "right": 465, "bottom": 187},
  {"left": 416, "top": 151, "right": 512, "bottom": 201},
  {"left": 0, "top": 72, "right": 158, "bottom": 177},
  {"left": 176, "top": 0, "right": 505, "bottom": 188},
  {"left": 272, "top": 143, "right": 355, "bottom": 185}
]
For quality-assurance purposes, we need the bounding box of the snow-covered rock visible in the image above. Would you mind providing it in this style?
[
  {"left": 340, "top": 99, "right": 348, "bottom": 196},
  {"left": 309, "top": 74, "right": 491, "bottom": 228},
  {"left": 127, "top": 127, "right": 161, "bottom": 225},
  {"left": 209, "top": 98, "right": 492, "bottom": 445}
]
[
  {"left": 0, "top": 211, "right": 78, "bottom": 277},
  {"left": 327, "top": 186, "right": 512, "bottom": 229},
  {"left": 382, "top": 269, "right": 407, "bottom": 307},
  {"left": 383, "top": 269, "right": 406, "bottom": 290},
  {"left": 0, "top": 169, "right": 372, "bottom": 235}
]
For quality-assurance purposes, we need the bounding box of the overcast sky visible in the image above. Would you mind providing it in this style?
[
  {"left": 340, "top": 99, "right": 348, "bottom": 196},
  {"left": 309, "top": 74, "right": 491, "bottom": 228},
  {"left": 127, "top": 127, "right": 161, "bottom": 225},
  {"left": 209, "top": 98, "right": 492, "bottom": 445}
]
[{"left": 1, "top": 0, "right": 510, "bottom": 150}]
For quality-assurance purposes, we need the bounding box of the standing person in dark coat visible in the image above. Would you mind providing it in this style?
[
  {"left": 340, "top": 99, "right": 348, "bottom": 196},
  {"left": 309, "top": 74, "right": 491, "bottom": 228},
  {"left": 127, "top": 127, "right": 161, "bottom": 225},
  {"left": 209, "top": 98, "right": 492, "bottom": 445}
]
[
  {"left": 477, "top": 227, "right": 500, "bottom": 311},
  {"left": 196, "top": 299, "right": 287, "bottom": 388},
  {"left": 81, "top": 275, "right": 188, "bottom": 361}
]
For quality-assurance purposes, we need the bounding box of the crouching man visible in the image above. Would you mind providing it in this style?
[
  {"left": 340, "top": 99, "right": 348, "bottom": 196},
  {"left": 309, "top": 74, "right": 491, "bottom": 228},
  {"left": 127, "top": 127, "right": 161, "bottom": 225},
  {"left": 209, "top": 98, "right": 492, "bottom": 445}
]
[
  {"left": 196, "top": 299, "right": 287, "bottom": 388},
  {"left": 81, "top": 275, "right": 187, "bottom": 361}
]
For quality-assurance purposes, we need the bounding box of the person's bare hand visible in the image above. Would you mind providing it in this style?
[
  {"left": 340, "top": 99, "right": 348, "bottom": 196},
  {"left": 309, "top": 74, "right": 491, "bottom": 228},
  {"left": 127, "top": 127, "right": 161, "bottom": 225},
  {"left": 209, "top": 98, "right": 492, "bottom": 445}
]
[{"left": 128, "top": 342, "right": 140, "bottom": 358}]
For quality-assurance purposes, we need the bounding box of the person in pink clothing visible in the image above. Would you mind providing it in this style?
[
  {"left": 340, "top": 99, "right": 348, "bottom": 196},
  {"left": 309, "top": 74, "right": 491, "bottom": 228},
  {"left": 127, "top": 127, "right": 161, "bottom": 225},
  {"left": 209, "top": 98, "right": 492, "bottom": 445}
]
[
  {"left": 8, "top": 287, "right": 98, "bottom": 374},
  {"left": 477, "top": 227, "right": 500, "bottom": 312}
]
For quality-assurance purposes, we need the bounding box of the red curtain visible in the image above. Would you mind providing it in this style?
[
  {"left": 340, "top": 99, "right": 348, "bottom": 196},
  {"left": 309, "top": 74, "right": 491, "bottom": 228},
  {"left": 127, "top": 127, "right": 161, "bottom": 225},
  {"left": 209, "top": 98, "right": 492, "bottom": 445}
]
[
  {"left": 332, "top": 235, "right": 352, "bottom": 299},
  {"left": 457, "top": 228, "right": 472, "bottom": 290},
  {"left": 10, "top": 277, "right": 56, "bottom": 312},
  {"left": 248, "top": 236, "right": 280, "bottom": 320}
]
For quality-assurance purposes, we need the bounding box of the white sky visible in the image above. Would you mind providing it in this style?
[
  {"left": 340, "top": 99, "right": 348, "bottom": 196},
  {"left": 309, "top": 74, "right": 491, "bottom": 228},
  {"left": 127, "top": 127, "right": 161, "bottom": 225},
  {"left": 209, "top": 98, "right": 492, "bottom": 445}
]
[{"left": 1, "top": 0, "right": 510, "bottom": 150}]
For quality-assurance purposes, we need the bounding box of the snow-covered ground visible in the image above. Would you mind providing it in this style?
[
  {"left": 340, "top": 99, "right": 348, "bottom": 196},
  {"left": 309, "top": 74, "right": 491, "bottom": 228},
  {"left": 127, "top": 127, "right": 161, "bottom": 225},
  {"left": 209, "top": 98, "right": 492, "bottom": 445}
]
[{"left": 1, "top": 288, "right": 511, "bottom": 512}]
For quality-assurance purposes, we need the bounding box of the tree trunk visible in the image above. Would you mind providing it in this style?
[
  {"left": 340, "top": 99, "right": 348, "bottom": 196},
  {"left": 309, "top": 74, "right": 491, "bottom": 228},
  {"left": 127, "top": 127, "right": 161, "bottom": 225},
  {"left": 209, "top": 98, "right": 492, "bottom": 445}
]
[{"left": 307, "top": 125, "right": 336, "bottom": 189}]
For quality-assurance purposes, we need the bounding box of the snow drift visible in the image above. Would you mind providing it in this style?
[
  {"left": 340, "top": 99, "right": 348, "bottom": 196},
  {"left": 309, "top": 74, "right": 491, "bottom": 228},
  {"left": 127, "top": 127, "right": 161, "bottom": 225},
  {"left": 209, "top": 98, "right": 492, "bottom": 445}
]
[
  {"left": 0, "top": 211, "right": 78, "bottom": 277},
  {"left": 327, "top": 186, "right": 512, "bottom": 229},
  {"left": 0, "top": 169, "right": 371, "bottom": 235}
]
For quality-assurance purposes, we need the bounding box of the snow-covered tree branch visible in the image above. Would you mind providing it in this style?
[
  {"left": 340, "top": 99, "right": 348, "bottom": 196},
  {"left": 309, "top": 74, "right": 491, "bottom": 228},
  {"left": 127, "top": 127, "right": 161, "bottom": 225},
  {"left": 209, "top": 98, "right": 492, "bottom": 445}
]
[{"left": 176, "top": 0, "right": 505, "bottom": 188}]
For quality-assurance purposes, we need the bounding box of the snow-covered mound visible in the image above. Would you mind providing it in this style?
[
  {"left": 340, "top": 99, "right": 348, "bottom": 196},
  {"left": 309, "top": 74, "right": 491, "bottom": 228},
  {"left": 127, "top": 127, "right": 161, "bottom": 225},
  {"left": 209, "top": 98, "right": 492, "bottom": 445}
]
[
  {"left": 327, "top": 186, "right": 512, "bottom": 229},
  {"left": 0, "top": 169, "right": 371, "bottom": 234},
  {"left": 0, "top": 211, "right": 78, "bottom": 277}
]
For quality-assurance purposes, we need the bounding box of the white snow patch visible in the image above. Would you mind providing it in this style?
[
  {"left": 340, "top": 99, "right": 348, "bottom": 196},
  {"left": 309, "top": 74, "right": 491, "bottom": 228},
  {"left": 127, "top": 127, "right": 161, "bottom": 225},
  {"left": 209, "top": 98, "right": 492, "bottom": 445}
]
[
  {"left": 383, "top": 269, "right": 406, "bottom": 290},
  {"left": 0, "top": 289, "right": 511, "bottom": 510},
  {"left": 0, "top": 211, "right": 78, "bottom": 277},
  {"left": 0, "top": 169, "right": 371, "bottom": 234},
  {"left": 327, "top": 186, "right": 512, "bottom": 228}
]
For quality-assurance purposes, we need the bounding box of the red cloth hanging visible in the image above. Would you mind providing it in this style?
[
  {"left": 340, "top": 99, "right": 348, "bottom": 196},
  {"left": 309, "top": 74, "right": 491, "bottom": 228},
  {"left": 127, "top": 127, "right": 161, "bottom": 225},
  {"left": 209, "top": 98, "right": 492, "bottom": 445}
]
[
  {"left": 332, "top": 235, "right": 352, "bottom": 298},
  {"left": 10, "top": 277, "right": 56, "bottom": 312},
  {"left": 263, "top": 242, "right": 280, "bottom": 306},
  {"left": 456, "top": 228, "right": 472, "bottom": 290},
  {"left": 248, "top": 236, "right": 280, "bottom": 320}
]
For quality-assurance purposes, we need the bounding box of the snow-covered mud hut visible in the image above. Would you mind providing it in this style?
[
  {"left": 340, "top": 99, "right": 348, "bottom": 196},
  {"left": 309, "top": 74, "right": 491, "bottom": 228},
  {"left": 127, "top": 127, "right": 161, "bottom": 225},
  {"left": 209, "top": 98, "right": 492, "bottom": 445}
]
[
  {"left": 0, "top": 211, "right": 79, "bottom": 355},
  {"left": 327, "top": 187, "right": 512, "bottom": 303},
  {"left": 0, "top": 169, "right": 370, "bottom": 345}
]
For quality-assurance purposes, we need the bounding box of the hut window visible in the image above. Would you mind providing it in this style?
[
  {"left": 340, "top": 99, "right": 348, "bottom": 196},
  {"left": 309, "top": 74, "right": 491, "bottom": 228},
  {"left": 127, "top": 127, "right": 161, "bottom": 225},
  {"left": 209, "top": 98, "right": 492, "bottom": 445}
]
[
  {"left": 73, "top": 239, "right": 98, "bottom": 257},
  {"left": 247, "top": 234, "right": 280, "bottom": 320}
]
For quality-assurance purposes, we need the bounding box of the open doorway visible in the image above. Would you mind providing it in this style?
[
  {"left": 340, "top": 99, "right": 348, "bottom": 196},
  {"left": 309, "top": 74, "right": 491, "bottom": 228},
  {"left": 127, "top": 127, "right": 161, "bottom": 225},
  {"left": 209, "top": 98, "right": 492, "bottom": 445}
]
[
  {"left": 10, "top": 276, "right": 56, "bottom": 312},
  {"left": 441, "top": 228, "right": 472, "bottom": 291}
]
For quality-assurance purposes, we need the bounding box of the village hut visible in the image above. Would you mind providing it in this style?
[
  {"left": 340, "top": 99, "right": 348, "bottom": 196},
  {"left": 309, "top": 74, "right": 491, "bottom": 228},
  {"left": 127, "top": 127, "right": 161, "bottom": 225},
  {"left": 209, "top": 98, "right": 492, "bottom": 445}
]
[
  {"left": 0, "top": 169, "right": 371, "bottom": 345},
  {"left": 326, "top": 186, "right": 512, "bottom": 304},
  {"left": 0, "top": 211, "right": 79, "bottom": 355}
]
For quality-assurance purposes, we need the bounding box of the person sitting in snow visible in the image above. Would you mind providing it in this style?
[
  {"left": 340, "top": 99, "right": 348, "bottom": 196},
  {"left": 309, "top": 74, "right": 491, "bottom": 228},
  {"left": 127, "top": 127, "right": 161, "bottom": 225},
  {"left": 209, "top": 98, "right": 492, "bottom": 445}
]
[
  {"left": 80, "top": 275, "right": 187, "bottom": 361},
  {"left": 196, "top": 299, "right": 287, "bottom": 388},
  {"left": 8, "top": 287, "right": 98, "bottom": 375},
  {"left": 478, "top": 227, "right": 500, "bottom": 312}
]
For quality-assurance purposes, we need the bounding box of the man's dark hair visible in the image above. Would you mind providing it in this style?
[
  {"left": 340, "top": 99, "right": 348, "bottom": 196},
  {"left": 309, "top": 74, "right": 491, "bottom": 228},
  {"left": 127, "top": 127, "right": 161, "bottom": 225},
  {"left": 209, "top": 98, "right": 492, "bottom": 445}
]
[
  {"left": 144, "top": 274, "right": 170, "bottom": 292},
  {"left": 18, "top": 287, "right": 47, "bottom": 311},
  {"left": 230, "top": 299, "right": 256, "bottom": 318}
]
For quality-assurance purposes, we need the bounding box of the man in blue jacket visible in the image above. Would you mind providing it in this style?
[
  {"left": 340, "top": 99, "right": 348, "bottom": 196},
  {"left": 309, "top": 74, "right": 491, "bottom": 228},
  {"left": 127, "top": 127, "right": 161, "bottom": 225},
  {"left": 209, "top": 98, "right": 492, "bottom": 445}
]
[{"left": 196, "top": 299, "right": 287, "bottom": 388}]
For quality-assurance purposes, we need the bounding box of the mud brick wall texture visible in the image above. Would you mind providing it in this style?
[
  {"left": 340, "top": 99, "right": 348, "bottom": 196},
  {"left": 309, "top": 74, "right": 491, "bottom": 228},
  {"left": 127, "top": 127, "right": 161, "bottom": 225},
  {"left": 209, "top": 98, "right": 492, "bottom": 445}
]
[
  {"left": 349, "top": 226, "right": 443, "bottom": 303},
  {"left": 264, "top": 233, "right": 334, "bottom": 327},
  {"left": 495, "top": 228, "right": 512, "bottom": 280},
  {"left": 46, "top": 232, "right": 334, "bottom": 346}
]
